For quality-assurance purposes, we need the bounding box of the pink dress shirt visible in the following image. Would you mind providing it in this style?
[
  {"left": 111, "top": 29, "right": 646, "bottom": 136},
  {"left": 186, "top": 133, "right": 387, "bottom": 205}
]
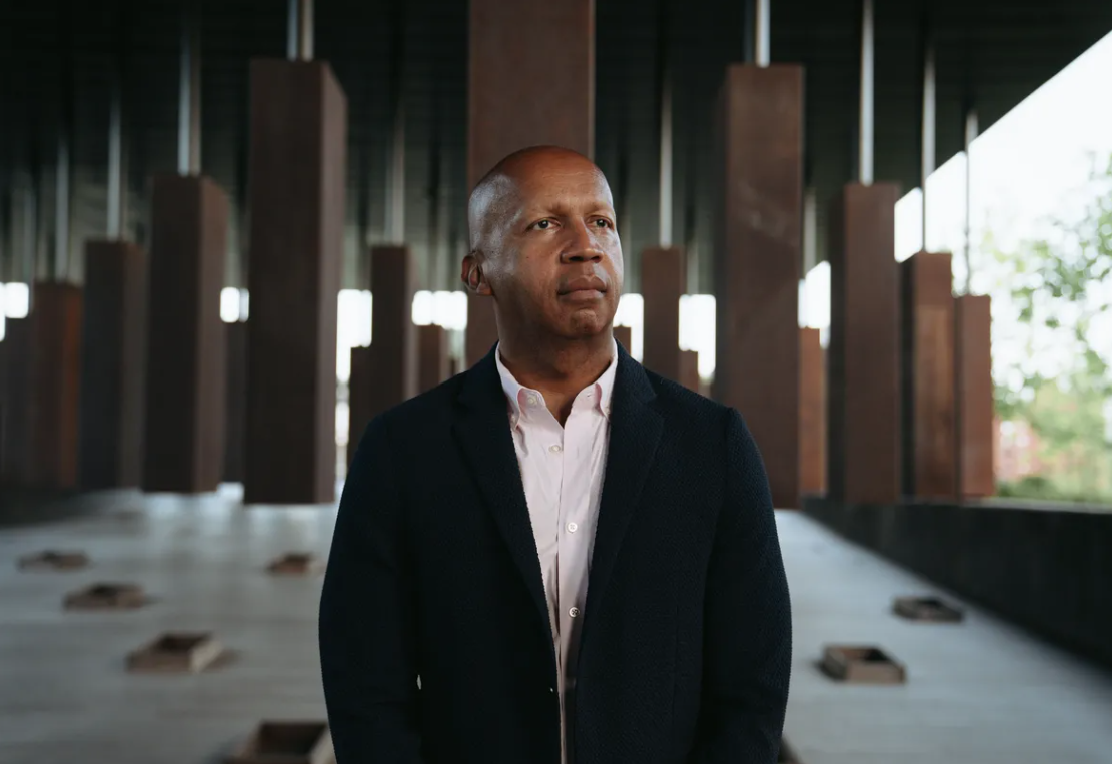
[{"left": 494, "top": 340, "right": 618, "bottom": 764}]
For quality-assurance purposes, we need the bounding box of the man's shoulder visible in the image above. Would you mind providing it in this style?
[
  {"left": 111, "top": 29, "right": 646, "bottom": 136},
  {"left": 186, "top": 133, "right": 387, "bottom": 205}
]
[
  {"left": 379, "top": 369, "right": 467, "bottom": 429},
  {"left": 639, "top": 366, "right": 733, "bottom": 431}
]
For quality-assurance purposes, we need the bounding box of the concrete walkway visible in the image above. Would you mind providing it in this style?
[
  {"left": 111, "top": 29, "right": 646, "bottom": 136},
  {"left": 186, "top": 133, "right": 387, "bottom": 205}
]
[{"left": 1, "top": 489, "right": 1110, "bottom": 763}]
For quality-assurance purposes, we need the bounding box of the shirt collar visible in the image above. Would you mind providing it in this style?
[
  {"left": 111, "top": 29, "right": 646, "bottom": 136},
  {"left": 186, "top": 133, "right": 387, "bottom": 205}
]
[{"left": 494, "top": 336, "right": 619, "bottom": 423}]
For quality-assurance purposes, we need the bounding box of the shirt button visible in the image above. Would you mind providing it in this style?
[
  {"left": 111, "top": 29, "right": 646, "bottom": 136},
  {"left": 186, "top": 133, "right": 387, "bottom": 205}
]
[
  {"left": 569, "top": 607, "right": 581, "bottom": 618},
  {"left": 567, "top": 522, "right": 578, "bottom": 533},
  {"left": 526, "top": 394, "right": 538, "bottom": 406},
  {"left": 549, "top": 444, "right": 562, "bottom": 454}
]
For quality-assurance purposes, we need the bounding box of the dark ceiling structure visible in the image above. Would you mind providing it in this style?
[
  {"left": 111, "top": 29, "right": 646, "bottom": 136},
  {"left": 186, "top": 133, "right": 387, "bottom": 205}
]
[{"left": 1, "top": 0, "right": 1110, "bottom": 292}]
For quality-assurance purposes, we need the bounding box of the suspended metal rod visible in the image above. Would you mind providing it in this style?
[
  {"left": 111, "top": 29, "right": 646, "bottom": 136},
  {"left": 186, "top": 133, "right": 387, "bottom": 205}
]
[
  {"left": 386, "top": 2, "right": 405, "bottom": 243},
  {"left": 658, "top": 0, "right": 673, "bottom": 247},
  {"left": 288, "top": 0, "right": 313, "bottom": 61},
  {"left": 963, "top": 108, "right": 979, "bottom": 294},
  {"left": 920, "top": 34, "right": 936, "bottom": 252},
  {"left": 177, "top": 5, "right": 201, "bottom": 175},
  {"left": 107, "top": 1, "right": 130, "bottom": 238},
  {"left": 754, "top": 0, "right": 770, "bottom": 67},
  {"left": 858, "top": 0, "right": 875, "bottom": 185}
]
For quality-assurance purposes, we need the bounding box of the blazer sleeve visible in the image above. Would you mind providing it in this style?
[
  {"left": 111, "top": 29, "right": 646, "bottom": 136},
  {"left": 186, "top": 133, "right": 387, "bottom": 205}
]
[
  {"left": 688, "top": 408, "right": 793, "bottom": 763},
  {"left": 319, "top": 414, "right": 425, "bottom": 763}
]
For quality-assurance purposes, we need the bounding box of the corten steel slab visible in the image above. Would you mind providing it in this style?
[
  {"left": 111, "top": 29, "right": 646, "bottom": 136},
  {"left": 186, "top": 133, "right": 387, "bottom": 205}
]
[
  {"left": 224, "top": 320, "right": 248, "bottom": 484},
  {"left": 826, "top": 183, "right": 902, "bottom": 505},
  {"left": 713, "top": 64, "right": 803, "bottom": 510},
  {"left": 29, "top": 282, "right": 83, "bottom": 490},
  {"left": 613, "top": 325, "right": 632, "bottom": 354},
  {"left": 955, "top": 294, "right": 995, "bottom": 498},
  {"left": 126, "top": 632, "right": 224, "bottom": 674},
  {"left": 900, "top": 252, "right": 957, "bottom": 500},
  {"left": 821, "top": 644, "right": 907, "bottom": 685},
  {"left": 80, "top": 240, "right": 147, "bottom": 490},
  {"left": 267, "top": 553, "right": 320, "bottom": 575},
  {"left": 417, "top": 323, "right": 450, "bottom": 394},
  {"left": 464, "top": 297, "right": 498, "bottom": 370},
  {"left": 18, "top": 550, "right": 89, "bottom": 570},
  {"left": 799, "top": 327, "right": 826, "bottom": 498},
  {"left": 0, "top": 316, "right": 31, "bottom": 485},
  {"left": 893, "top": 595, "right": 966, "bottom": 623},
  {"left": 0, "top": 339, "right": 5, "bottom": 477},
  {"left": 226, "top": 721, "right": 333, "bottom": 764},
  {"left": 679, "top": 350, "right": 700, "bottom": 393},
  {"left": 641, "top": 246, "right": 686, "bottom": 383},
  {"left": 465, "top": 0, "right": 594, "bottom": 367},
  {"left": 369, "top": 245, "right": 416, "bottom": 411},
  {"left": 346, "top": 346, "right": 373, "bottom": 468},
  {"left": 143, "top": 174, "right": 228, "bottom": 494},
  {"left": 64, "top": 583, "right": 146, "bottom": 610},
  {"left": 244, "top": 60, "right": 346, "bottom": 506}
]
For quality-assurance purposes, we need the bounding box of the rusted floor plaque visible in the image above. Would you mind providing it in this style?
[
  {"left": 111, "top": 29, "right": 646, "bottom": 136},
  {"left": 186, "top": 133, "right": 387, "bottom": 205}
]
[
  {"left": 226, "top": 721, "right": 333, "bottom": 764},
  {"left": 267, "top": 552, "right": 320, "bottom": 575},
  {"left": 778, "top": 738, "right": 802, "bottom": 763},
  {"left": 893, "top": 595, "right": 965, "bottom": 623},
  {"left": 64, "top": 583, "right": 146, "bottom": 610},
  {"left": 18, "top": 550, "right": 89, "bottom": 571},
  {"left": 127, "top": 632, "right": 224, "bottom": 674},
  {"left": 821, "top": 645, "right": 906, "bottom": 684}
]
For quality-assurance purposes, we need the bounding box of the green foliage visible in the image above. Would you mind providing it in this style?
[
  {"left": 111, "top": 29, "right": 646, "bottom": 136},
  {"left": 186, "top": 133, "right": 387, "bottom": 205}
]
[{"left": 989, "top": 154, "right": 1112, "bottom": 504}]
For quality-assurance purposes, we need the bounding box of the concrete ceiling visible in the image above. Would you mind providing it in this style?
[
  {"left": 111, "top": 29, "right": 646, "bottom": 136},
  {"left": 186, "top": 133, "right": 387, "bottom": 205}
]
[{"left": 1, "top": 0, "right": 1109, "bottom": 292}]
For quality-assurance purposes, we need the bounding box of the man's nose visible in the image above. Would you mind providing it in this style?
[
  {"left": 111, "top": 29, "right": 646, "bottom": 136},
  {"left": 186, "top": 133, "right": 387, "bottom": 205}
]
[{"left": 561, "top": 221, "right": 604, "bottom": 263}]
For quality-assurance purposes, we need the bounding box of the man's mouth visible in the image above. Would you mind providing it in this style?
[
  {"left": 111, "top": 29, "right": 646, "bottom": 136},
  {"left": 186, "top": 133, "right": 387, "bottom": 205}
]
[{"left": 558, "top": 276, "right": 608, "bottom": 296}]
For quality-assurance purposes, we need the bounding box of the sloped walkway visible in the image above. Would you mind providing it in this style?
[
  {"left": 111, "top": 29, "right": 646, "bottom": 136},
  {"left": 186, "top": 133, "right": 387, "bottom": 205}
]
[
  {"left": 778, "top": 510, "right": 1112, "bottom": 764},
  {"left": 0, "top": 490, "right": 1110, "bottom": 763}
]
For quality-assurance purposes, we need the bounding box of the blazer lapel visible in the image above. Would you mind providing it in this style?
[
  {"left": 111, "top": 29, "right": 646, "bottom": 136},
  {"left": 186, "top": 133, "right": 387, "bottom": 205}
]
[
  {"left": 452, "top": 348, "right": 552, "bottom": 641},
  {"left": 582, "top": 347, "right": 663, "bottom": 641}
]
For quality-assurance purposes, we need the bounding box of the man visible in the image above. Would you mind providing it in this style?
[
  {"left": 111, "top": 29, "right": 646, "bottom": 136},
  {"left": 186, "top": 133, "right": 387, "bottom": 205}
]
[{"left": 319, "top": 146, "right": 792, "bottom": 763}]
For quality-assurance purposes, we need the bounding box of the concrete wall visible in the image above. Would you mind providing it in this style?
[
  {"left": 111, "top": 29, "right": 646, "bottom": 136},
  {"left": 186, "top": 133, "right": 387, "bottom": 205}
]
[{"left": 804, "top": 498, "right": 1112, "bottom": 669}]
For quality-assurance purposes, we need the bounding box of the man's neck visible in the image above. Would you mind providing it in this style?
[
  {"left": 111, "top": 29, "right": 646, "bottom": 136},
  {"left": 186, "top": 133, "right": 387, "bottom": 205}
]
[{"left": 498, "top": 332, "right": 615, "bottom": 425}]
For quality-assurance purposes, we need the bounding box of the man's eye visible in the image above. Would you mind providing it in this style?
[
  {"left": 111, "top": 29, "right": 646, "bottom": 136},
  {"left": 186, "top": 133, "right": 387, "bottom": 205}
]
[
  {"left": 594, "top": 219, "right": 612, "bottom": 229},
  {"left": 533, "top": 220, "right": 551, "bottom": 230}
]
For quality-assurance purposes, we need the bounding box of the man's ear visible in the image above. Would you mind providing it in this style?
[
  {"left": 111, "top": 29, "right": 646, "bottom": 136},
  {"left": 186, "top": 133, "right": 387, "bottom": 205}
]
[{"left": 460, "top": 252, "right": 492, "bottom": 296}]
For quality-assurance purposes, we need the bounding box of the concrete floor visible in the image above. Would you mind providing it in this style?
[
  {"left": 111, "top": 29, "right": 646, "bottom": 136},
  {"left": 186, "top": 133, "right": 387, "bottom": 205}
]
[{"left": 1, "top": 488, "right": 1111, "bottom": 764}]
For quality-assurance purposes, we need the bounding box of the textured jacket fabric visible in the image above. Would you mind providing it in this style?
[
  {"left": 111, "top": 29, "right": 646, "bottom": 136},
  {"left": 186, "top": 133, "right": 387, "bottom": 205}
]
[{"left": 319, "top": 343, "right": 792, "bottom": 764}]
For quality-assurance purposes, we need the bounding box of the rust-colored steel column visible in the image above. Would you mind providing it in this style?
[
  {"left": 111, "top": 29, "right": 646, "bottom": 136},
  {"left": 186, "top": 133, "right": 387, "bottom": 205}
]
[
  {"left": 465, "top": 0, "right": 595, "bottom": 366},
  {"left": 244, "top": 59, "right": 346, "bottom": 505},
  {"left": 713, "top": 64, "right": 804, "bottom": 509},
  {"left": 80, "top": 241, "right": 147, "bottom": 489},
  {"left": 418, "top": 324, "right": 450, "bottom": 393},
  {"left": 641, "top": 245, "right": 686, "bottom": 382},
  {"left": 900, "top": 251, "right": 956, "bottom": 500},
  {"left": 799, "top": 326, "right": 826, "bottom": 497},
  {"left": 346, "top": 345, "right": 373, "bottom": 467},
  {"left": 143, "top": 174, "right": 228, "bottom": 494},
  {"left": 347, "top": 245, "right": 416, "bottom": 463},
  {"left": 0, "top": 317, "right": 32, "bottom": 485},
  {"left": 29, "top": 283, "right": 83, "bottom": 490},
  {"left": 223, "top": 320, "right": 248, "bottom": 483},
  {"left": 827, "top": 183, "right": 901, "bottom": 505},
  {"left": 679, "top": 350, "right": 700, "bottom": 394},
  {"left": 955, "top": 293, "right": 994, "bottom": 498},
  {"left": 613, "top": 325, "right": 632, "bottom": 354}
]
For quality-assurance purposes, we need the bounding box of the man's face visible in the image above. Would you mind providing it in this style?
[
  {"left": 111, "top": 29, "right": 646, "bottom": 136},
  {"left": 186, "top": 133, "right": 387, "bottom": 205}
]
[{"left": 480, "top": 158, "right": 624, "bottom": 340}]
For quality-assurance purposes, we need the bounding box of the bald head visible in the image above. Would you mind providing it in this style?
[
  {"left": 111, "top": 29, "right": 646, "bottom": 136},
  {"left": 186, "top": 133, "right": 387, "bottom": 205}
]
[{"left": 467, "top": 146, "right": 611, "bottom": 255}]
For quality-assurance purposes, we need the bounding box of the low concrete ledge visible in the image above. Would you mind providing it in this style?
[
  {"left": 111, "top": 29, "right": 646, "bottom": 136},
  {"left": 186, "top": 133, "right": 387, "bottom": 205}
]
[{"left": 803, "top": 496, "right": 1112, "bottom": 670}]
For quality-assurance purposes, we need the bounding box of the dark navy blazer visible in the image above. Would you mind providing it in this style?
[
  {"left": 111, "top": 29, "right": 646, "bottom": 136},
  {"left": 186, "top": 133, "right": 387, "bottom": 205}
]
[{"left": 319, "top": 343, "right": 792, "bottom": 763}]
